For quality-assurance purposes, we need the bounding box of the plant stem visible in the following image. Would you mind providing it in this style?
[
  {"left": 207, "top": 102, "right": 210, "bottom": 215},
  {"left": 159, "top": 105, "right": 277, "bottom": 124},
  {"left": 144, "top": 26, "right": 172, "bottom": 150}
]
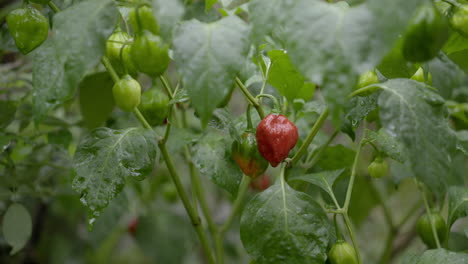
[
  {"left": 185, "top": 147, "right": 218, "bottom": 236},
  {"left": 235, "top": 77, "right": 265, "bottom": 119},
  {"left": 343, "top": 213, "right": 362, "bottom": 264},
  {"left": 307, "top": 130, "right": 339, "bottom": 166},
  {"left": 369, "top": 181, "right": 396, "bottom": 264},
  {"left": 48, "top": 1, "right": 60, "bottom": 13},
  {"left": 419, "top": 182, "right": 442, "bottom": 248},
  {"left": 344, "top": 122, "right": 367, "bottom": 210},
  {"left": 159, "top": 75, "right": 174, "bottom": 99},
  {"left": 101, "top": 57, "right": 120, "bottom": 83},
  {"left": 133, "top": 108, "right": 152, "bottom": 130},
  {"left": 290, "top": 107, "right": 329, "bottom": 165},
  {"left": 219, "top": 175, "right": 251, "bottom": 235},
  {"left": 215, "top": 175, "right": 251, "bottom": 264},
  {"left": 159, "top": 143, "right": 216, "bottom": 264}
]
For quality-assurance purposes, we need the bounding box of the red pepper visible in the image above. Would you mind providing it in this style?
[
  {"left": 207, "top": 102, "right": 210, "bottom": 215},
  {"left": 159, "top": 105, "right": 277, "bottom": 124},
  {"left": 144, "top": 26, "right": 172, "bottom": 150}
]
[
  {"left": 128, "top": 218, "right": 139, "bottom": 235},
  {"left": 256, "top": 114, "right": 298, "bottom": 167},
  {"left": 249, "top": 174, "right": 271, "bottom": 191}
]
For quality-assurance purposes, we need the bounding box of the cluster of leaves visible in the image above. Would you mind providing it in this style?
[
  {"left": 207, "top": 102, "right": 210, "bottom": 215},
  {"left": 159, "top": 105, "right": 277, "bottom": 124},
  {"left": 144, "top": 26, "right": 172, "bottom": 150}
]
[{"left": 0, "top": 0, "right": 467, "bottom": 263}]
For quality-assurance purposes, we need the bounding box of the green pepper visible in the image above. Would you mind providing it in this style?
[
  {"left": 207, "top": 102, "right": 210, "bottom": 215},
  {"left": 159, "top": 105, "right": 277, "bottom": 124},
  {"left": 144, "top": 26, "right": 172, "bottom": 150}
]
[
  {"left": 450, "top": 4, "right": 468, "bottom": 37},
  {"left": 367, "top": 156, "right": 389, "bottom": 179},
  {"left": 129, "top": 5, "right": 159, "bottom": 35},
  {"left": 130, "top": 30, "right": 170, "bottom": 77},
  {"left": 357, "top": 70, "right": 379, "bottom": 89},
  {"left": 106, "top": 29, "right": 137, "bottom": 76},
  {"left": 138, "top": 87, "right": 170, "bottom": 127},
  {"left": 6, "top": 6, "right": 49, "bottom": 55},
  {"left": 410, "top": 67, "right": 432, "bottom": 85},
  {"left": 416, "top": 211, "right": 447, "bottom": 249},
  {"left": 232, "top": 131, "right": 269, "bottom": 179},
  {"left": 112, "top": 75, "right": 141, "bottom": 112},
  {"left": 402, "top": 3, "right": 449, "bottom": 62}
]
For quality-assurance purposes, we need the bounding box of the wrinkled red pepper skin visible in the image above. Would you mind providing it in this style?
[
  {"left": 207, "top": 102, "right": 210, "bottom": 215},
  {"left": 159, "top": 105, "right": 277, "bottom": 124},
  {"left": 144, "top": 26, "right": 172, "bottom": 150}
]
[{"left": 256, "top": 114, "right": 298, "bottom": 167}]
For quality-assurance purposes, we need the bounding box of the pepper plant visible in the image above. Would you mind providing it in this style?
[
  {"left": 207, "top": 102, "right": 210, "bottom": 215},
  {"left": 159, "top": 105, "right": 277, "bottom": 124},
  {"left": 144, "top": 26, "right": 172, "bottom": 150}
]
[{"left": 0, "top": 0, "right": 467, "bottom": 263}]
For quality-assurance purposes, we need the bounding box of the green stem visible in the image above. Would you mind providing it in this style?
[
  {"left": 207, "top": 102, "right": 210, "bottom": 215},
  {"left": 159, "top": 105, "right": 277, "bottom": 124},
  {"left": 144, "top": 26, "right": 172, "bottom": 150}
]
[
  {"left": 256, "top": 94, "right": 280, "bottom": 113},
  {"left": 343, "top": 213, "right": 362, "bottom": 264},
  {"left": 348, "top": 85, "right": 380, "bottom": 98},
  {"left": 419, "top": 182, "right": 442, "bottom": 248},
  {"left": 215, "top": 175, "right": 251, "bottom": 264},
  {"left": 159, "top": 143, "right": 216, "bottom": 264},
  {"left": 185, "top": 147, "right": 218, "bottom": 237},
  {"left": 101, "top": 57, "right": 120, "bottom": 83},
  {"left": 235, "top": 77, "right": 265, "bottom": 119},
  {"left": 133, "top": 108, "right": 152, "bottom": 130},
  {"left": 48, "top": 1, "right": 60, "bottom": 13},
  {"left": 290, "top": 107, "right": 329, "bottom": 165},
  {"left": 159, "top": 75, "right": 174, "bottom": 99},
  {"left": 369, "top": 181, "right": 396, "bottom": 264},
  {"left": 246, "top": 104, "right": 253, "bottom": 130},
  {"left": 343, "top": 122, "right": 367, "bottom": 210},
  {"left": 219, "top": 175, "right": 251, "bottom": 235},
  {"left": 307, "top": 130, "right": 339, "bottom": 167}
]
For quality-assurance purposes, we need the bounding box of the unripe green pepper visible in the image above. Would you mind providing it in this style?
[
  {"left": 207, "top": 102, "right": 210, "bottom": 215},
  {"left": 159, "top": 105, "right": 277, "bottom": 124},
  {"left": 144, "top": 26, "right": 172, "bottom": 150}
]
[
  {"left": 112, "top": 75, "right": 141, "bottom": 112},
  {"left": 328, "top": 241, "right": 358, "bottom": 264},
  {"left": 410, "top": 67, "right": 432, "bottom": 85},
  {"left": 416, "top": 211, "right": 447, "bottom": 249},
  {"left": 367, "top": 156, "right": 389, "bottom": 179},
  {"left": 402, "top": 3, "right": 449, "bottom": 62},
  {"left": 6, "top": 6, "right": 49, "bottom": 54},
  {"left": 232, "top": 131, "right": 269, "bottom": 179},
  {"left": 106, "top": 29, "right": 137, "bottom": 76},
  {"left": 357, "top": 70, "right": 379, "bottom": 89},
  {"left": 354, "top": 70, "right": 379, "bottom": 96},
  {"left": 138, "top": 87, "right": 170, "bottom": 127},
  {"left": 129, "top": 5, "right": 159, "bottom": 35},
  {"left": 130, "top": 30, "right": 170, "bottom": 77}
]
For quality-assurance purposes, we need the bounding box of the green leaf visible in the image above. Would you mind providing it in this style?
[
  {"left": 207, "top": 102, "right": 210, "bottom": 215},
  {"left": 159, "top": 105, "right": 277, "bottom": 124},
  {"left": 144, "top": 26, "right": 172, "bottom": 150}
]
[
  {"left": 89, "top": 192, "right": 128, "bottom": 247},
  {"left": 32, "top": 0, "right": 118, "bottom": 121},
  {"left": 240, "top": 181, "right": 331, "bottom": 264},
  {"left": 192, "top": 131, "right": 242, "bottom": 196},
  {"left": 447, "top": 186, "right": 468, "bottom": 227},
  {"left": 267, "top": 50, "right": 315, "bottom": 102},
  {"left": 205, "top": 0, "right": 217, "bottom": 12},
  {"left": 79, "top": 72, "right": 115, "bottom": 129},
  {"left": 427, "top": 53, "right": 465, "bottom": 100},
  {"left": 315, "top": 144, "right": 355, "bottom": 171},
  {"left": 0, "top": 100, "right": 16, "bottom": 129},
  {"left": 456, "top": 130, "right": 468, "bottom": 155},
  {"left": 135, "top": 208, "right": 195, "bottom": 264},
  {"left": 378, "top": 79, "right": 461, "bottom": 197},
  {"left": 289, "top": 169, "right": 344, "bottom": 200},
  {"left": 366, "top": 128, "right": 407, "bottom": 163},
  {"left": 402, "top": 249, "right": 468, "bottom": 264},
  {"left": 444, "top": 31, "right": 468, "bottom": 55},
  {"left": 251, "top": 0, "right": 426, "bottom": 123},
  {"left": 152, "top": 0, "right": 185, "bottom": 40},
  {"left": 172, "top": 16, "right": 250, "bottom": 126},
  {"left": 47, "top": 129, "right": 73, "bottom": 149},
  {"left": 344, "top": 91, "right": 380, "bottom": 129},
  {"left": 72, "top": 127, "right": 158, "bottom": 224},
  {"left": 2, "top": 203, "right": 32, "bottom": 255}
]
